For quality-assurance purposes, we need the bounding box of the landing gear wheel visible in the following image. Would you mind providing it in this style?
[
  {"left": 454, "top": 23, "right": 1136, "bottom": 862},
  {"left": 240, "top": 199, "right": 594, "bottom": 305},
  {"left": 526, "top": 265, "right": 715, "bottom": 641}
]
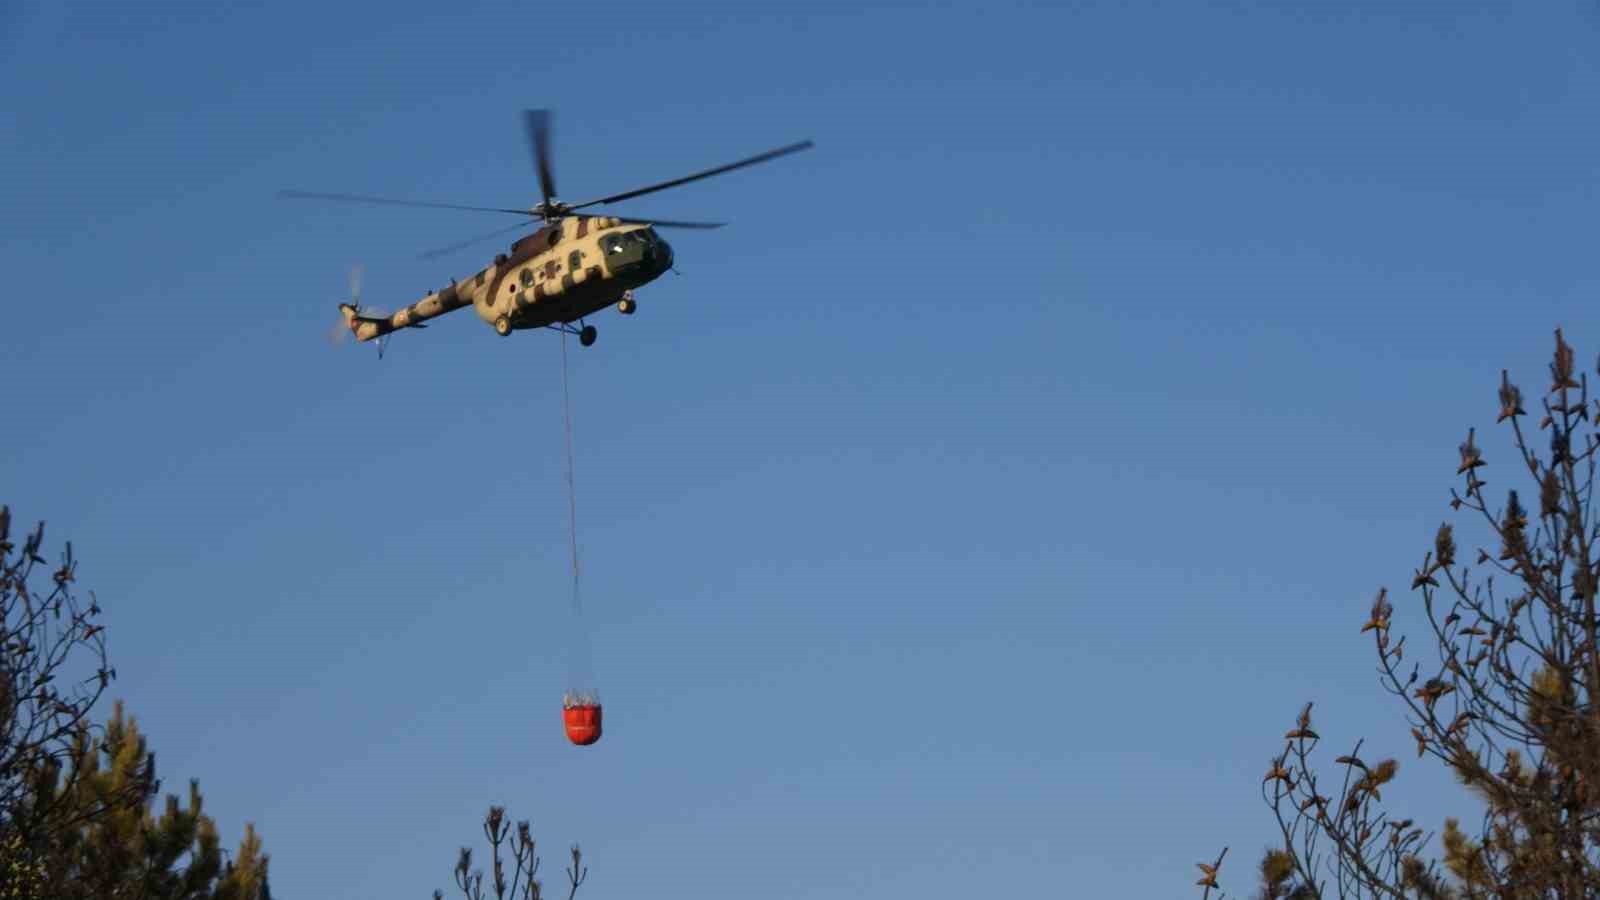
[
  {"left": 494, "top": 316, "right": 512, "bottom": 337},
  {"left": 617, "top": 296, "right": 636, "bottom": 315},
  {"left": 579, "top": 325, "right": 597, "bottom": 347}
]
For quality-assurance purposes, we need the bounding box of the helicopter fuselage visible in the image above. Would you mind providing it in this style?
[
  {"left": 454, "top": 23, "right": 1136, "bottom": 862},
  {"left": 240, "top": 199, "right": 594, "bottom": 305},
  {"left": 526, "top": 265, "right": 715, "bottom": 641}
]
[
  {"left": 475, "top": 217, "right": 672, "bottom": 332},
  {"left": 343, "top": 216, "right": 672, "bottom": 343}
]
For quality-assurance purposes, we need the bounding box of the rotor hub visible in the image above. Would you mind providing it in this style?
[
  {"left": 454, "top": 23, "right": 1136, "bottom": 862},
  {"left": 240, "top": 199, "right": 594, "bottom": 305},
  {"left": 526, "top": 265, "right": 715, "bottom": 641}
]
[{"left": 532, "top": 199, "right": 570, "bottom": 220}]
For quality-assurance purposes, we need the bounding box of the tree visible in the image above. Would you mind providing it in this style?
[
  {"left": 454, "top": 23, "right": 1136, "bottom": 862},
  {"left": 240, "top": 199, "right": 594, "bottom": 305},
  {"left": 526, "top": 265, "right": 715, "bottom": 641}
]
[
  {"left": 0, "top": 506, "right": 129, "bottom": 852},
  {"left": 1198, "top": 330, "right": 1600, "bottom": 898},
  {"left": 435, "top": 806, "right": 587, "bottom": 900},
  {"left": 0, "top": 507, "right": 270, "bottom": 899},
  {"left": 32, "top": 701, "right": 271, "bottom": 899}
]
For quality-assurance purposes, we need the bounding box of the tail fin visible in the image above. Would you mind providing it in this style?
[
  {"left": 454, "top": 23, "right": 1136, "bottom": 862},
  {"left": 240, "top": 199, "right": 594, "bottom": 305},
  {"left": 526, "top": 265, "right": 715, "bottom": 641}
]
[
  {"left": 337, "top": 303, "right": 390, "bottom": 342},
  {"left": 335, "top": 303, "right": 394, "bottom": 358}
]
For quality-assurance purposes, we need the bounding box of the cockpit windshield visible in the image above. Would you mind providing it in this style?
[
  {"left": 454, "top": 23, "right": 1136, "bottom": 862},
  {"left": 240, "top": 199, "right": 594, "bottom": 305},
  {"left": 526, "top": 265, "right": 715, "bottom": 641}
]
[
  {"left": 596, "top": 226, "right": 673, "bottom": 282},
  {"left": 601, "top": 229, "right": 654, "bottom": 256}
]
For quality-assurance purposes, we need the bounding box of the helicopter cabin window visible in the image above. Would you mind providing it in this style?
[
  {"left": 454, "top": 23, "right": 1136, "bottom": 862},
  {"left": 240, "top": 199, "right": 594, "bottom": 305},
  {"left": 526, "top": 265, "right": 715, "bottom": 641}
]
[
  {"left": 519, "top": 268, "right": 534, "bottom": 287},
  {"left": 568, "top": 250, "right": 583, "bottom": 271}
]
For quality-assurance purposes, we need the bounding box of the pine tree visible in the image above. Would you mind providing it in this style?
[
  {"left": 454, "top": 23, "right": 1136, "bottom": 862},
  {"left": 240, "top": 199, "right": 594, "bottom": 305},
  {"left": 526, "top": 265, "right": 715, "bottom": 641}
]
[
  {"left": 1198, "top": 330, "right": 1600, "bottom": 898},
  {"left": 436, "top": 806, "right": 587, "bottom": 900},
  {"left": 0, "top": 830, "right": 46, "bottom": 899},
  {"left": 29, "top": 701, "right": 271, "bottom": 899}
]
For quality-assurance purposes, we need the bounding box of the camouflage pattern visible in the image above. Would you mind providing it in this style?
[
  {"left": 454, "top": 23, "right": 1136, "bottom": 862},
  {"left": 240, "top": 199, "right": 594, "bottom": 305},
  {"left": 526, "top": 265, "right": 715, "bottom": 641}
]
[{"left": 339, "top": 216, "right": 671, "bottom": 342}]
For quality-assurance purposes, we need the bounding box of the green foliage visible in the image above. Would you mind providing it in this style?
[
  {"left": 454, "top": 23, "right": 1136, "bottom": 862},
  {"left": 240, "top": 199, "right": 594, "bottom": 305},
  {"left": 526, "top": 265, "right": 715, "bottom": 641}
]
[
  {"left": 27, "top": 701, "right": 270, "bottom": 900},
  {"left": 0, "top": 831, "right": 46, "bottom": 900}
]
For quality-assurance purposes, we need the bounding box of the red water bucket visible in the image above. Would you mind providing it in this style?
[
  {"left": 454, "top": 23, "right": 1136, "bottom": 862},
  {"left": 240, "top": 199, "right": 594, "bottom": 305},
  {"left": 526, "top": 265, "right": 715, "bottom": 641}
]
[{"left": 563, "top": 704, "right": 602, "bottom": 746}]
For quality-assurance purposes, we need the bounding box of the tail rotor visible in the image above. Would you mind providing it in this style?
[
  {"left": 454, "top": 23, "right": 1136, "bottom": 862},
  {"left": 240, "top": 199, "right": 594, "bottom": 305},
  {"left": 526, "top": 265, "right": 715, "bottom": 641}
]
[{"left": 329, "top": 264, "right": 389, "bottom": 358}]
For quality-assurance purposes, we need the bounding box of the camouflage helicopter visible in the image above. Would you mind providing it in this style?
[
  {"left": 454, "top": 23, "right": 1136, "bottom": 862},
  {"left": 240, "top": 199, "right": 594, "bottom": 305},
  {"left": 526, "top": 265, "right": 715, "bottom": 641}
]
[{"left": 282, "top": 109, "right": 812, "bottom": 355}]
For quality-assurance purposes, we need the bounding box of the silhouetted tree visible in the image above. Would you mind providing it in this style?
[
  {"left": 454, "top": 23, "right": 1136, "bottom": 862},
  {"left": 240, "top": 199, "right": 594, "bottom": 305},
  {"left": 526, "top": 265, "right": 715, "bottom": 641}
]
[
  {"left": 0, "top": 507, "right": 269, "bottom": 899},
  {"left": 436, "top": 806, "right": 587, "bottom": 900},
  {"left": 1198, "top": 330, "right": 1600, "bottom": 898},
  {"left": 0, "top": 506, "right": 131, "bottom": 877}
]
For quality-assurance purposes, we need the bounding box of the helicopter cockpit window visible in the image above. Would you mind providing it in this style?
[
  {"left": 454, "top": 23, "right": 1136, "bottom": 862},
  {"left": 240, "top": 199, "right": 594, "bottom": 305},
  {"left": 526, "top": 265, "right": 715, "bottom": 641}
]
[{"left": 603, "top": 231, "right": 652, "bottom": 253}]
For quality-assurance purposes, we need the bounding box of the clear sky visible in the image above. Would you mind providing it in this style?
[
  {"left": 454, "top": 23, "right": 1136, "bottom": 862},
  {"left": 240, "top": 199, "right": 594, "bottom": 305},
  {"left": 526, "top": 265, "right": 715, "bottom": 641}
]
[{"left": 5, "top": 1, "right": 1600, "bottom": 896}]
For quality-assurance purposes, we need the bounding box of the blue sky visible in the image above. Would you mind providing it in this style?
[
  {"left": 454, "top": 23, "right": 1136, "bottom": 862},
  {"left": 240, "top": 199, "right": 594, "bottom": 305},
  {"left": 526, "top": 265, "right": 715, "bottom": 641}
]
[{"left": 4, "top": 1, "right": 1600, "bottom": 896}]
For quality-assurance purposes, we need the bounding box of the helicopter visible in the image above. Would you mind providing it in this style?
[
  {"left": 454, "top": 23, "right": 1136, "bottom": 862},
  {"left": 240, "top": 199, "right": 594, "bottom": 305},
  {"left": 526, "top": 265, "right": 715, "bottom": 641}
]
[{"left": 282, "top": 109, "right": 812, "bottom": 355}]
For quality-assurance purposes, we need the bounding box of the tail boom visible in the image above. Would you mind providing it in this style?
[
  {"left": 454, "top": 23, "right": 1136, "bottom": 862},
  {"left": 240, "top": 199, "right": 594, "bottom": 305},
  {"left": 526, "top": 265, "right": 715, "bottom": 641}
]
[{"left": 338, "top": 282, "right": 473, "bottom": 343}]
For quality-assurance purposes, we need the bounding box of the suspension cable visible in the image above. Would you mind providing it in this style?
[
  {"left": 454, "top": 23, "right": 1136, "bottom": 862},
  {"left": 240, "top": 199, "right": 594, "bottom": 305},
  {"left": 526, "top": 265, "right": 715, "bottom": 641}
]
[{"left": 560, "top": 329, "right": 581, "bottom": 617}]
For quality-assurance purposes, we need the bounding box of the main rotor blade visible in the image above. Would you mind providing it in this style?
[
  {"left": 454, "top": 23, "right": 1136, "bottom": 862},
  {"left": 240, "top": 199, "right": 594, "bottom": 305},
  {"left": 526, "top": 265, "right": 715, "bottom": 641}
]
[
  {"left": 279, "top": 190, "right": 531, "bottom": 216},
  {"left": 567, "top": 140, "right": 813, "bottom": 211},
  {"left": 524, "top": 109, "right": 557, "bottom": 210},
  {"left": 417, "top": 220, "right": 540, "bottom": 260},
  {"left": 612, "top": 217, "right": 726, "bottom": 229}
]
